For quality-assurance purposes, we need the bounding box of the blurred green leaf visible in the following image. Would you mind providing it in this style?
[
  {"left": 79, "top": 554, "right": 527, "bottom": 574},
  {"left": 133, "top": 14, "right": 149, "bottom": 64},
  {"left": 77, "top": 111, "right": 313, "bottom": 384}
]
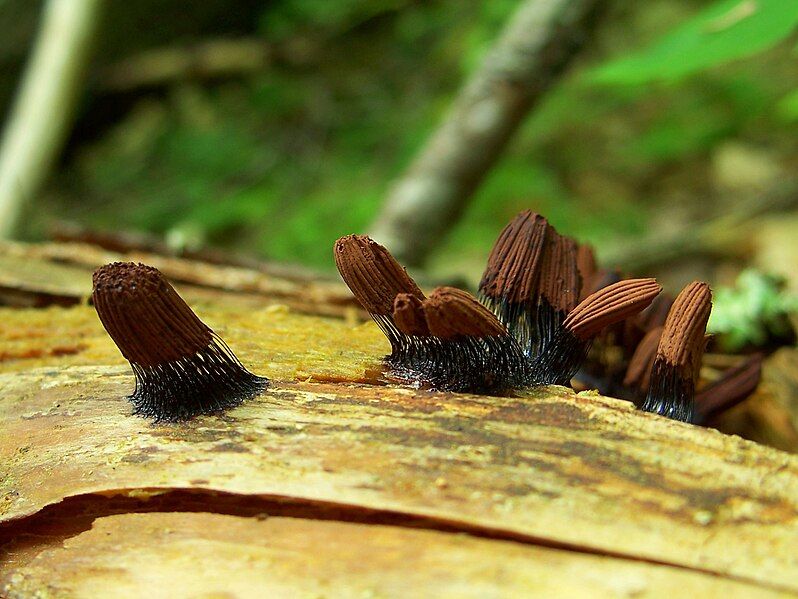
[
  {"left": 39, "top": 0, "right": 798, "bottom": 274},
  {"left": 591, "top": 0, "right": 798, "bottom": 85},
  {"left": 259, "top": 0, "right": 405, "bottom": 41},
  {"left": 776, "top": 88, "right": 798, "bottom": 122},
  {"left": 709, "top": 269, "right": 798, "bottom": 351}
]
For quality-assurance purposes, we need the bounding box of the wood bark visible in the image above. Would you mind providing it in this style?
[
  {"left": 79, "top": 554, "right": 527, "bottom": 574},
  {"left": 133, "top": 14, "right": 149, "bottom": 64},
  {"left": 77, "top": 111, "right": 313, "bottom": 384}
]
[{"left": 369, "top": 0, "right": 603, "bottom": 266}]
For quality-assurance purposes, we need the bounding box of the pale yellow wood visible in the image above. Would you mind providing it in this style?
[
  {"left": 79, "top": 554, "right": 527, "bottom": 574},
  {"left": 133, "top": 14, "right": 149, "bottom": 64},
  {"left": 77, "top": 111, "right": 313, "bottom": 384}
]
[
  {"left": 1, "top": 242, "right": 797, "bottom": 596},
  {"left": 0, "top": 253, "right": 93, "bottom": 299},
  {"left": 0, "top": 240, "right": 358, "bottom": 317},
  {"left": 0, "top": 303, "right": 385, "bottom": 382},
  {"left": 1, "top": 366, "right": 797, "bottom": 593},
  {"left": 2, "top": 513, "right": 786, "bottom": 599}
]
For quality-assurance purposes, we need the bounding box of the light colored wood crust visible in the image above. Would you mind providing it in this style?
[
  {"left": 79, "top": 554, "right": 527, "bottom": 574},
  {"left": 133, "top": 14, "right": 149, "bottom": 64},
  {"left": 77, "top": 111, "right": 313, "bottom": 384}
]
[
  {"left": 1, "top": 367, "right": 797, "bottom": 592},
  {"left": 2, "top": 241, "right": 797, "bottom": 596},
  {"left": 0, "top": 240, "right": 358, "bottom": 318},
  {"left": 3, "top": 512, "right": 786, "bottom": 598}
]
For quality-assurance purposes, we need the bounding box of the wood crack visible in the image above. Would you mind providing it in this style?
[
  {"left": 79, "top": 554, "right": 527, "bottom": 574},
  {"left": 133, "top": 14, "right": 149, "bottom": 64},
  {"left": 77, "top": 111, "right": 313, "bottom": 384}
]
[{"left": 1, "top": 487, "right": 794, "bottom": 594}]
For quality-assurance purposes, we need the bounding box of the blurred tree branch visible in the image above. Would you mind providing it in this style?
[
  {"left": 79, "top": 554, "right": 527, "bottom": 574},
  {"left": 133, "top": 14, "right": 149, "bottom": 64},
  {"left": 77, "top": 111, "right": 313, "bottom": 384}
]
[
  {"left": 368, "top": 0, "right": 604, "bottom": 266},
  {"left": 98, "top": 38, "right": 273, "bottom": 92},
  {"left": 0, "top": 0, "right": 103, "bottom": 240},
  {"left": 600, "top": 180, "right": 798, "bottom": 272}
]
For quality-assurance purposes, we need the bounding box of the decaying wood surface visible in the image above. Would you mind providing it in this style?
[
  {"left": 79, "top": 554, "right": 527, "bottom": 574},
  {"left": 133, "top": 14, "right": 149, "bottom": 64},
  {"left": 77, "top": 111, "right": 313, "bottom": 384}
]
[
  {"left": 1, "top": 242, "right": 798, "bottom": 597},
  {"left": 0, "top": 240, "right": 359, "bottom": 317},
  {"left": 2, "top": 367, "right": 798, "bottom": 595},
  {"left": 3, "top": 513, "right": 783, "bottom": 598}
]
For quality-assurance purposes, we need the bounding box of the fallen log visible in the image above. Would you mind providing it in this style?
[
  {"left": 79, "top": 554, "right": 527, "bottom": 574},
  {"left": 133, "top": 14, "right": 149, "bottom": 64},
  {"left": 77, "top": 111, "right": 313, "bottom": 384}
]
[{"left": 1, "top": 243, "right": 797, "bottom": 596}]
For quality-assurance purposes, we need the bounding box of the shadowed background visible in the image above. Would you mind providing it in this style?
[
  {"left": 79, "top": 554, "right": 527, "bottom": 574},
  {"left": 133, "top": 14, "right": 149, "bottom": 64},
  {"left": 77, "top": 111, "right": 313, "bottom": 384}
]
[{"left": 0, "top": 0, "right": 796, "bottom": 347}]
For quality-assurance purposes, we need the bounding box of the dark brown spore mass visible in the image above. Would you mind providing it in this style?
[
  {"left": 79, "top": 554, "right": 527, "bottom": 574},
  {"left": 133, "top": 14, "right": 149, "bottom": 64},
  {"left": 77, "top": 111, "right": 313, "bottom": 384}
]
[
  {"left": 563, "top": 278, "right": 662, "bottom": 340},
  {"left": 641, "top": 281, "right": 712, "bottom": 423},
  {"left": 92, "top": 262, "right": 267, "bottom": 421},
  {"left": 423, "top": 287, "right": 508, "bottom": 339},
  {"left": 332, "top": 215, "right": 725, "bottom": 413},
  {"left": 695, "top": 354, "right": 762, "bottom": 424},
  {"left": 393, "top": 293, "right": 430, "bottom": 336},
  {"left": 656, "top": 281, "right": 712, "bottom": 368},
  {"left": 575, "top": 243, "right": 597, "bottom": 301},
  {"left": 538, "top": 233, "right": 581, "bottom": 314},
  {"left": 334, "top": 235, "right": 424, "bottom": 316},
  {"left": 92, "top": 262, "right": 211, "bottom": 367},
  {"left": 479, "top": 210, "right": 549, "bottom": 304}
]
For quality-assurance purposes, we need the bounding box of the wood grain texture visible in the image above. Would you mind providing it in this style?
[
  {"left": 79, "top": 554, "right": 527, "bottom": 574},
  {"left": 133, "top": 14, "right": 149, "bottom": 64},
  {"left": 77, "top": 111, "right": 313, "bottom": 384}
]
[
  {"left": 0, "top": 303, "right": 386, "bottom": 383},
  {"left": 0, "top": 240, "right": 358, "bottom": 317},
  {"left": 2, "top": 512, "right": 784, "bottom": 599},
  {"left": 2, "top": 241, "right": 797, "bottom": 597},
  {"left": 1, "top": 366, "right": 797, "bottom": 593}
]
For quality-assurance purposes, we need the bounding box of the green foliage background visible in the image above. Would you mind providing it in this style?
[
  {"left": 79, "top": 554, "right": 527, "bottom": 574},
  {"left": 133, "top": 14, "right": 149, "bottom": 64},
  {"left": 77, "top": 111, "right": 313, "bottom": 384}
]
[{"left": 16, "top": 0, "right": 798, "bottom": 276}]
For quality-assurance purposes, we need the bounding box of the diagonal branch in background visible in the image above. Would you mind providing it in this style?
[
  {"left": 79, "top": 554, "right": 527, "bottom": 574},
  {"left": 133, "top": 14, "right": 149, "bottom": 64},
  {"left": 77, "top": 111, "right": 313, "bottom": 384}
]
[
  {"left": 98, "top": 38, "right": 272, "bottom": 92},
  {"left": 0, "top": 0, "right": 103, "bottom": 240},
  {"left": 368, "top": 0, "right": 604, "bottom": 267},
  {"left": 599, "top": 179, "right": 798, "bottom": 272}
]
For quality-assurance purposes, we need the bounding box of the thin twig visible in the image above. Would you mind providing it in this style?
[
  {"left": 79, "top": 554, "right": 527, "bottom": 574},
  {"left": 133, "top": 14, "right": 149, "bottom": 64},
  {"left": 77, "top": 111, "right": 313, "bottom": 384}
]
[
  {"left": 368, "top": 0, "right": 604, "bottom": 266},
  {"left": 0, "top": 0, "right": 103, "bottom": 240}
]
